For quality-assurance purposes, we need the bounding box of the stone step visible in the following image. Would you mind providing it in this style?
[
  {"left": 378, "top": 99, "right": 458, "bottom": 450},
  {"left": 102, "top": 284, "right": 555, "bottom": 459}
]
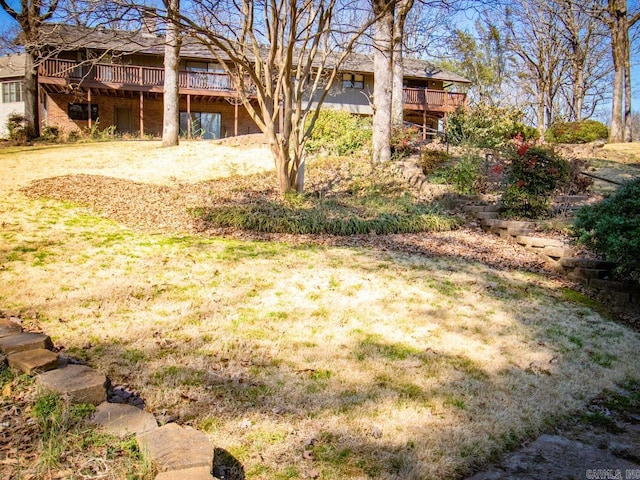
[
  {"left": 137, "top": 423, "right": 214, "bottom": 473},
  {"left": 7, "top": 348, "right": 58, "bottom": 374},
  {"left": 463, "top": 205, "right": 501, "bottom": 214},
  {"left": 38, "top": 364, "right": 108, "bottom": 405},
  {"left": 567, "top": 268, "right": 611, "bottom": 280},
  {"left": 91, "top": 402, "right": 158, "bottom": 438},
  {"left": 543, "top": 246, "right": 575, "bottom": 259},
  {"left": 516, "top": 236, "right": 564, "bottom": 248},
  {"left": 558, "top": 258, "right": 616, "bottom": 270},
  {"left": 0, "top": 332, "right": 53, "bottom": 355},
  {"left": 507, "top": 228, "right": 535, "bottom": 237},
  {"left": 476, "top": 211, "right": 499, "bottom": 220},
  {"left": 0, "top": 319, "right": 22, "bottom": 338},
  {"left": 155, "top": 467, "right": 214, "bottom": 480},
  {"left": 492, "top": 220, "right": 537, "bottom": 230}
]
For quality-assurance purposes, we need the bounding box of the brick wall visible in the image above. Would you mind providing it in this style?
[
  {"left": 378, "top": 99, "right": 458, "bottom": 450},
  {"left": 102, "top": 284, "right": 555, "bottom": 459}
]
[{"left": 44, "top": 91, "right": 261, "bottom": 138}]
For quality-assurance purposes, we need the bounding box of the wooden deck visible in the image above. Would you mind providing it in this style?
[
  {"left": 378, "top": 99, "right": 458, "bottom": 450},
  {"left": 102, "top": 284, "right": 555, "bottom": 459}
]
[
  {"left": 403, "top": 87, "right": 466, "bottom": 113},
  {"left": 39, "top": 59, "right": 465, "bottom": 111},
  {"left": 38, "top": 59, "right": 236, "bottom": 98}
]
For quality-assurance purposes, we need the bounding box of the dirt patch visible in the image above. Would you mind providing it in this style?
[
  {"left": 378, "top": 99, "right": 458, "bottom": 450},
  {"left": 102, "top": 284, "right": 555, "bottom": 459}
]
[{"left": 468, "top": 382, "right": 640, "bottom": 479}]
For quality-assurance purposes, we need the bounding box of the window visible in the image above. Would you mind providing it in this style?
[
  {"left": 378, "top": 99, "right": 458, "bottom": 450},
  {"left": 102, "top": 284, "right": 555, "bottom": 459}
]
[
  {"left": 2, "top": 81, "right": 24, "bottom": 103},
  {"left": 180, "top": 111, "right": 221, "bottom": 139},
  {"left": 342, "top": 73, "right": 364, "bottom": 89},
  {"left": 68, "top": 103, "right": 99, "bottom": 121}
]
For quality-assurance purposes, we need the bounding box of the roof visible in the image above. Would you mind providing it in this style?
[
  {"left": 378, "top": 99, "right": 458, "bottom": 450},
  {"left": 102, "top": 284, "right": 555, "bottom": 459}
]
[
  {"left": 39, "top": 23, "right": 470, "bottom": 84},
  {"left": 0, "top": 54, "right": 26, "bottom": 79}
]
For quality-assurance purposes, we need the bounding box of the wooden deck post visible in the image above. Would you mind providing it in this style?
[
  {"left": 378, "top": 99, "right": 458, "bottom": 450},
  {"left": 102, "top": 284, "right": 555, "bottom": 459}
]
[
  {"left": 186, "top": 94, "right": 191, "bottom": 139},
  {"left": 234, "top": 100, "right": 238, "bottom": 137},
  {"left": 422, "top": 109, "right": 427, "bottom": 141},
  {"left": 139, "top": 91, "right": 144, "bottom": 137},
  {"left": 87, "top": 88, "right": 92, "bottom": 130}
]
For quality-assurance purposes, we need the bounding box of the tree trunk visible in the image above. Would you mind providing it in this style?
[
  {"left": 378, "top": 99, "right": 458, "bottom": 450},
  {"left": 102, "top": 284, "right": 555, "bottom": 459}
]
[
  {"left": 162, "top": 0, "right": 181, "bottom": 147},
  {"left": 24, "top": 50, "right": 39, "bottom": 138},
  {"left": 608, "top": 0, "right": 627, "bottom": 143},
  {"left": 572, "top": 61, "right": 585, "bottom": 122},
  {"left": 536, "top": 89, "right": 546, "bottom": 137},
  {"left": 610, "top": 40, "right": 624, "bottom": 142},
  {"left": 391, "top": 0, "right": 413, "bottom": 128},
  {"left": 372, "top": 0, "right": 394, "bottom": 163},
  {"left": 623, "top": 36, "right": 632, "bottom": 142}
]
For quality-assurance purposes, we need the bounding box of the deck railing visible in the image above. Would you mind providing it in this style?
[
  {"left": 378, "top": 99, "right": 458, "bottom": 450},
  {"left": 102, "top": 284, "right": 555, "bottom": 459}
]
[
  {"left": 39, "top": 59, "right": 233, "bottom": 92},
  {"left": 403, "top": 87, "right": 466, "bottom": 109},
  {"left": 39, "top": 59, "right": 465, "bottom": 109}
]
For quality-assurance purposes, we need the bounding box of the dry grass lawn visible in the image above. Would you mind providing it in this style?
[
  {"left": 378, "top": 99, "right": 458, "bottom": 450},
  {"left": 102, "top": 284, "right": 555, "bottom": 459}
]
[{"left": 1, "top": 140, "right": 640, "bottom": 479}]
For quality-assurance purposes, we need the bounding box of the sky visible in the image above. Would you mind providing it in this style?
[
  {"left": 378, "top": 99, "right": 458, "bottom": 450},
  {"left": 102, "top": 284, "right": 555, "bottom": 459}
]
[{"left": 0, "top": 4, "right": 638, "bottom": 122}]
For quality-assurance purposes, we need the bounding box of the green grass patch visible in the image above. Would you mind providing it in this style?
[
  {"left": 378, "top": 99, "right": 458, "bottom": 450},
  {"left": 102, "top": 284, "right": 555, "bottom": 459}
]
[
  {"left": 193, "top": 198, "right": 458, "bottom": 235},
  {"left": 191, "top": 156, "right": 460, "bottom": 236},
  {"left": 560, "top": 288, "right": 612, "bottom": 320}
]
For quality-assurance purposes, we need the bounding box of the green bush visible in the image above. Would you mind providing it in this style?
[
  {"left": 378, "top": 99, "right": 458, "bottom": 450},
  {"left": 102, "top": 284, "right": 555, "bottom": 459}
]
[
  {"left": 445, "top": 104, "right": 536, "bottom": 148},
  {"left": 446, "top": 154, "right": 483, "bottom": 194},
  {"left": 429, "top": 152, "right": 483, "bottom": 195},
  {"left": 573, "top": 178, "right": 640, "bottom": 279},
  {"left": 40, "top": 126, "right": 60, "bottom": 142},
  {"left": 545, "top": 120, "right": 608, "bottom": 144},
  {"left": 305, "top": 110, "right": 372, "bottom": 156},
  {"left": 417, "top": 148, "right": 450, "bottom": 175},
  {"left": 6, "top": 113, "right": 35, "bottom": 143},
  {"left": 500, "top": 144, "right": 570, "bottom": 218}
]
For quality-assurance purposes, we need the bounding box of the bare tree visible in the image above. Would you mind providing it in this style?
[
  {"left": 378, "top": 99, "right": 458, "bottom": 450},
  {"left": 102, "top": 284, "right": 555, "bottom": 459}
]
[
  {"left": 555, "top": 0, "right": 610, "bottom": 121},
  {"left": 372, "top": 0, "right": 394, "bottom": 162},
  {"left": 161, "top": 1, "right": 181, "bottom": 146},
  {"left": 391, "top": 0, "right": 414, "bottom": 127},
  {"left": 0, "top": 0, "right": 60, "bottom": 137},
  {"left": 177, "top": 0, "right": 380, "bottom": 194},
  {"left": 504, "top": 0, "right": 567, "bottom": 135},
  {"left": 576, "top": 0, "right": 640, "bottom": 141}
]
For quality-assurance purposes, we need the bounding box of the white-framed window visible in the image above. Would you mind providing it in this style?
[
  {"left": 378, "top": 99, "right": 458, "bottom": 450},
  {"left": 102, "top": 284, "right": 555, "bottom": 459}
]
[
  {"left": 342, "top": 73, "right": 364, "bottom": 89},
  {"left": 1, "top": 81, "right": 24, "bottom": 103}
]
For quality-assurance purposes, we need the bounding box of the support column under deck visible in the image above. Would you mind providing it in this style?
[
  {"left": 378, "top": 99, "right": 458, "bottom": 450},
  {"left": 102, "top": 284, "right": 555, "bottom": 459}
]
[
  {"left": 187, "top": 94, "right": 191, "bottom": 139},
  {"left": 139, "top": 91, "right": 144, "bottom": 137},
  {"left": 87, "top": 88, "right": 92, "bottom": 130},
  {"left": 234, "top": 101, "right": 238, "bottom": 137}
]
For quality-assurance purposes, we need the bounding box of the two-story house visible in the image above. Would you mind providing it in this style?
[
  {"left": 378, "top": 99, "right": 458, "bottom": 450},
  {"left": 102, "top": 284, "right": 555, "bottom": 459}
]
[{"left": 6, "top": 24, "right": 470, "bottom": 140}]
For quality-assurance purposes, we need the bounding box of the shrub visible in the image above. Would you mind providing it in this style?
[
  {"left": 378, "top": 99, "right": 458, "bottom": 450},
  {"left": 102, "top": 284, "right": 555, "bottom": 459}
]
[
  {"left": 500, "top": 143, "right": 570, "bottom": 218},
  {"left": 573, "top": 178, "right": 640, "bottom": 279},
  {"left": 445, "top": 104, "right": 536, "bottom": 148},
  {"left": 40, "top": 126, "right": 60, "bottom": 142},
  {"left": 6, "top": 113, "right": 35, "bottom": 143},
  {"left": 417, "top": 148, "right": 450, "bottom": 175},
  {"left": 562, "top": 157, "right": 593, "bottom": 195},
  {"left": 545, "top": 120, "right": 608, "bottom": 144},
  {"left": 305, "top": 109, "right": 372, "bottom": 156},
  {"left": 390, "top": 125, "right": 419, "bottom": 159},
  {"left": 194, "top": 198, "right": 459, "bottom": 235},
  {"left": 430, "top": 152, "right": 483, "bottom": 195}
]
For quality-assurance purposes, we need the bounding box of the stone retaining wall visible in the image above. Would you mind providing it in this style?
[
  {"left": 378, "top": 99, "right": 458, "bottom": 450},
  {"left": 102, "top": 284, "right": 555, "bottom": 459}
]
[{"left": 460, "top": 203, "right": 639, "bottom": 309}]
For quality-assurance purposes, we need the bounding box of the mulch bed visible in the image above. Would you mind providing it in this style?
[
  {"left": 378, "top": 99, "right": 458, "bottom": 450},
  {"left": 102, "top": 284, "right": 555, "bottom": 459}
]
[{"left": 22, "top": 173, "right": 551, "bottom": 272}]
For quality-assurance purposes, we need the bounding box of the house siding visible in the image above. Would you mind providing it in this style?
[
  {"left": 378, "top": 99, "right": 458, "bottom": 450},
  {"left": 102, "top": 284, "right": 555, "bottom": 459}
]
[
  {"left": 320, "top": 74, "right": 373, "bottom": 115},
  {"left": 0, "top": 99, "right": 25, "bottom": 138}
]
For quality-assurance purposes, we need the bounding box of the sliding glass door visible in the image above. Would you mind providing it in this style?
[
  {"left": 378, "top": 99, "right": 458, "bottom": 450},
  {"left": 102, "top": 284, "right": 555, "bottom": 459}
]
[{"left": 179, "top": 112, "right": 221, "bottom": 139}]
